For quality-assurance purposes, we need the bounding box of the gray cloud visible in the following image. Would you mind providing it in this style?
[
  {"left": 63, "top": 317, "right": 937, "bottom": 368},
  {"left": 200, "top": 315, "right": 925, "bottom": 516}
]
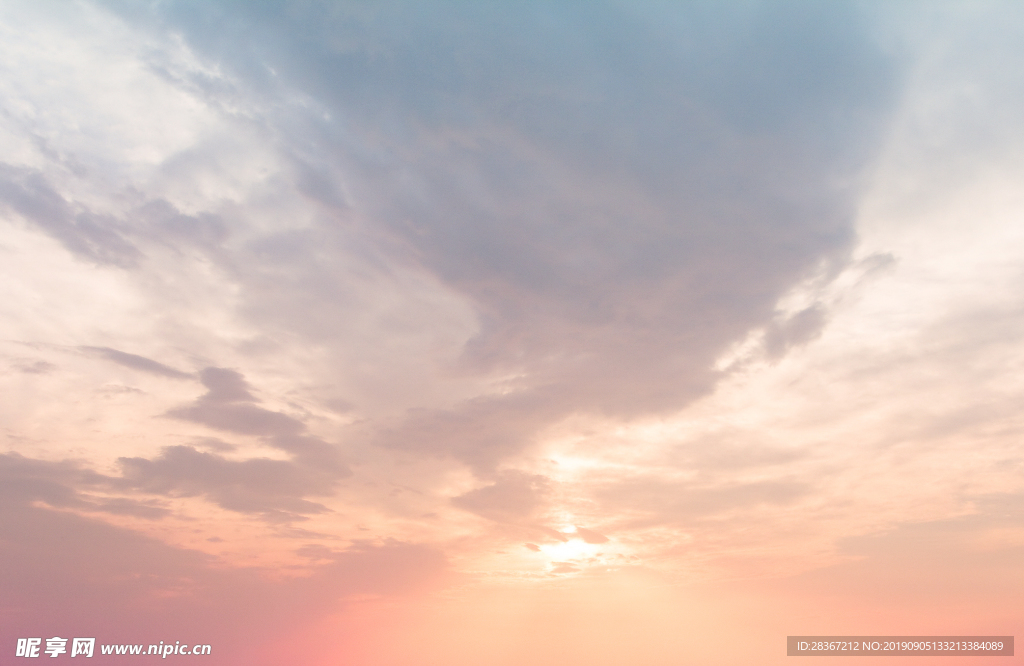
[
  {"left": 46, "top": 0, "right": 902, "bottom": 487},
  {"left": 91, "top": 497, "right": 171, "bottom": 519},
  {"left": 0, "top": 452, "right": 106, "bottom": 509},
  {"left": 378, "top": 394, "right": 559, "bottom": 472},
  {"left": 10, "top": 358, "right": 56, "bottom": 374},
  {"left": 0, "top": 367, "right": 352, "bottom": 523},
  {"left": 193, "top": 437, "right": 238, "bottom": 452},
  {"left": 168, "top": 368, "right": 348, "bottom": 472},
  {"left": 1, "top": 399, "right": 345, "bottom": 523},
  {"left": 137, "top": 198, "right": 229, "bottom": 251},
  {"left": 763, "top": 305, "right": 829, "bottom": 359},
  {"left": 451, "top": 470, "right": 550, "bottom": 522},
  {"left": 118, "top": 445, "right": 337, "bottom": 521},
  {"left": 101, "top": 1, "right": 898, "bottom": 474},
  {"left": 81, "top": 346, "right": 193, "bottom": 379},
  {"left": 97, "top": 367, "right": 356, "bottom": 521},
  {"left": 0, "top": 452, "right": 169, "bottom": 519},
  {"left": 0, "top": 164, "right": 141, "bottom": 268}
]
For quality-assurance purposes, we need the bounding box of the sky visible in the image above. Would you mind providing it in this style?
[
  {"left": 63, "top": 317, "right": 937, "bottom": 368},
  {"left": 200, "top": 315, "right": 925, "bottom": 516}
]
[{"left": 1, "top": 1, "right": 1024, "bottom": 664}]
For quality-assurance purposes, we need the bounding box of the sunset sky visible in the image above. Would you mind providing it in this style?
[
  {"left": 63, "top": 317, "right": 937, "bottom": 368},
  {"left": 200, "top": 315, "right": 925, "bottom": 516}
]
[{"left": 2, "top": 1, "right": 1024, "bottom": 664}]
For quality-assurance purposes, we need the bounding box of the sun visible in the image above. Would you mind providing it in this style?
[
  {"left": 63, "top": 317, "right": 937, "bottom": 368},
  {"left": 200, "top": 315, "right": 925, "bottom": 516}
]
[{"left": 539, "top": 529, "right": 602, "bottom": 562}]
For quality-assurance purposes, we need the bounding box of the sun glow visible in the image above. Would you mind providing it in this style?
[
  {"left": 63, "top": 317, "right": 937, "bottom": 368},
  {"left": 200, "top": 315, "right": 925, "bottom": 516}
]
[{"left": 539, "top": 538, "right": 600, "bottom": 562}]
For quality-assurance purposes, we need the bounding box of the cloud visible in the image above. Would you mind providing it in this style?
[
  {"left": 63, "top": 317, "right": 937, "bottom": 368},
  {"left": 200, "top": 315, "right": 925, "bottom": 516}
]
[
  {"left": 81, "top": 346, "right": 192, "bottom": 378},
  {"left": 91, "top": 496, "right": 171, "bottom": 519},
  {"left": 52, "top": 367, "right": 356, "bottom": 522},
  {"left": 0, "top": 452, "right": 168, "bottom": 519},
  {"left": 10, "top": 358, "right": 56, "bottom": 374},
  {"left": 0, "top": 452, "right": 106, "bottom": 508},
  {"left": 193, "top": 437, "right": 237, "bottom": 452},
  {"left": 118, "top": 446, "right": 336, "bottom": 521},
  {"left": 168, "top": 368, "right": 348, "bottom": 472},
  {"left": 763, "top": 305, "right": 828, "bottom": 359},
  {"left": 0, "top": 164, "right": 142, "bottom": 268},
  {"left": 378, "top": 394, "right": 559, "bottom": 472},
  {"left": 0, "top": 414, "right": 343, "bottom": 523},
  {"left": 137, "top": 198, "right": 229, "bottom": 250},
  {"left": 452, "top": 470, "right": 550, "bottom": 522},
  {"left": 85, "top": 0, "right": 901, "bottom": 476}
]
